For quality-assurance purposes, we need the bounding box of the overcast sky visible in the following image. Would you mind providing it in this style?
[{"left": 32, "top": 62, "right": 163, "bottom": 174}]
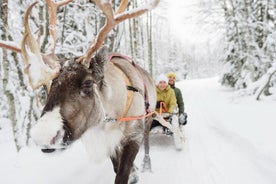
[{"left": 161, "top": 0, "right": 223, "bottom": 45}]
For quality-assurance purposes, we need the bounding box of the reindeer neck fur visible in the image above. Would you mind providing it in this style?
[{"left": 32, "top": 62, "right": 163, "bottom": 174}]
[{"left": 81, "top": 57, "right": 147, "bottom": 161}]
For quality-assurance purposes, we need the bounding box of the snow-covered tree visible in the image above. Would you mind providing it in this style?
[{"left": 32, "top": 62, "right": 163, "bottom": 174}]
[
  {"left": 0, "top": 0, "right": 41, "bottom": 151},
  {"left": 220, "top": 0, "right": 276, "bottom": 98},
  {"left": 0, "top": 0, "right": 165, "bottom": 151}
]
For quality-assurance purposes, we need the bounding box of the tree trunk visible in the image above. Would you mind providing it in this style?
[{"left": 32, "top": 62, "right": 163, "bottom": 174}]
[
  {"left": 147, "top": 12, "right": 153, "bottom": 76},
  {"left": 0, "top": 0, "right": 20, "bottom": 152},
  {"left": 41, "top": 4, "right": 50, "bottom": 52},
  {"left": 132, "top": 0, "right": 139, "bottom": 59},
  {"left": 128, "top": 18, "right": 134, "bottom": 56},
  {"left": 256, "top": 70, "right": 276, "bottom": 100}
]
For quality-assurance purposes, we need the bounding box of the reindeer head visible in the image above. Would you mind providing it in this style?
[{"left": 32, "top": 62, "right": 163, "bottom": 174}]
[
  {"left": 0, "top": 0, "right": 160, "bottom": 153},
  {"left": 31, "top": 46, "right": 110, "bottom": 152}
]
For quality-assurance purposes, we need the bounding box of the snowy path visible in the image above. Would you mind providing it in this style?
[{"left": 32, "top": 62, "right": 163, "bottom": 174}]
[
  {"left": 1, "top": 77, "right": 276, "bottom": 184},
  {"left": 137, "top": 77, "right": 276, "bottom": 184}
]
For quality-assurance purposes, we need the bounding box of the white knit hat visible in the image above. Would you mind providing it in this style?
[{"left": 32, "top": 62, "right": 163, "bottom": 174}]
[{"left": 155, "top": 74, "right": 168, "bottom": 85}]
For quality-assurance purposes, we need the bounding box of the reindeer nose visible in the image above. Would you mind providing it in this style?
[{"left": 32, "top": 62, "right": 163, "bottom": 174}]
[{"left": 41, "top": 148, "right": 56, "bottom": 153}]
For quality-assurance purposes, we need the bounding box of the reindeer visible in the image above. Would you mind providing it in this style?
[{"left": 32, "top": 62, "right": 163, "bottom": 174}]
[{"left": 0, "top": 0, "right": 160, "bottom": 183}]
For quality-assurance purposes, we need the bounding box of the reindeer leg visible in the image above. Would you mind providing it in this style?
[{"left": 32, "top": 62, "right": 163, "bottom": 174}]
[
  {"left": 115, "top": 139, "right": 139, "bottom": 184},
  {"left": 110, "top": 148, "right": 120, "bottom": 174},
  {"left": 142, "top": 117, "right": 153, "bottom": 172}
]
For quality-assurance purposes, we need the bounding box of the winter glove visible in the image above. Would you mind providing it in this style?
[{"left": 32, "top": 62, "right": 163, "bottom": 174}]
[{"left": 179, "top": 112, "right": 187, "bottom": 125}]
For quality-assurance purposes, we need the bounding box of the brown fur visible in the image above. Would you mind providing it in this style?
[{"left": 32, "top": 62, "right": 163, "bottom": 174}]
[{"left": 40, "top": 48, "right": 156, "bottom": 184}]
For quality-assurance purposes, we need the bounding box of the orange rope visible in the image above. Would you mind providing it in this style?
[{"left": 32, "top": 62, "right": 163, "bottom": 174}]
[
  {"left": 117, "top": 101, "right": 169, "bottom": 122},
  {"left": 117, "top": 111, "right": 156, "bottom": 122},
  {"left": 159, "top": 102, "right": 168, "bottom": 114}
]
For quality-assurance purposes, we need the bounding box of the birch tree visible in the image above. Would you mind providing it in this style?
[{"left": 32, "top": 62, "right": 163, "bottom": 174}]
[
  {"left": 0, "top": 0, "right": 40, "bottom": 151},
  {"left": 1, "top": 0, "right": 163, "bottom": 149}
]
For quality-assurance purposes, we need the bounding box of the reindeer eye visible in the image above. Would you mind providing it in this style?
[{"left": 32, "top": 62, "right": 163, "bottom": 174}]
[
  {"left": 80, "top": 80, "right": 93, "bottom": 97},
  {"left": 82, "top": 80, "right": 93, "bottom": 88}
]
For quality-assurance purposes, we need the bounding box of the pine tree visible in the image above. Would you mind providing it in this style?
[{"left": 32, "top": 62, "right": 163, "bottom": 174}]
[{"left": 220, "top": 0, "right": 276, "bottom": 96}]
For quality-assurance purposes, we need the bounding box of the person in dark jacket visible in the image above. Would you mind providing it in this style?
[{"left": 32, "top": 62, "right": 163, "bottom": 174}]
[{"left": 167, "top": 72, "right": 187, "bottom": 126}]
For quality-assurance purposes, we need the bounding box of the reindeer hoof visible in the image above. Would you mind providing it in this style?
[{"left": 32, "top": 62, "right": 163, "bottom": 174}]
[
  {"left": 128, "top": 165, "right": 139, "bottom": 184},
  {"left": 128, "top": 174, "right": 139, "bottom": 184},
  {"left": 41, "top": 148, "right": 56, "bottom": 153},
  {"left": 142, "top": 154, "right": 152, "bottom": 172}
]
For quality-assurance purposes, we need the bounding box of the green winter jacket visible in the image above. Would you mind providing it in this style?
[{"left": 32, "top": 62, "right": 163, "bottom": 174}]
[
  {"left": 155, "top": 85, "right": 177, "bottom": 113},
  {"left": 170, "top": 85, "right": 185, "bottom": 113}
]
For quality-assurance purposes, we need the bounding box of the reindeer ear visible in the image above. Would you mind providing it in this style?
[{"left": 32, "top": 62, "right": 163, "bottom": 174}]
[{"left": 89, "top": 46, "right": 108, "bottom": 83}]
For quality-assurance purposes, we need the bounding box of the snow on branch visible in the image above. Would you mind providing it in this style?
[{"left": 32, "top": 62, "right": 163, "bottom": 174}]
[
  {"left": 255, "top": 62, "right": 276, "bottom": 100},
  {"left": 246, "top": 62, "right": 276, "bottom": 100}
]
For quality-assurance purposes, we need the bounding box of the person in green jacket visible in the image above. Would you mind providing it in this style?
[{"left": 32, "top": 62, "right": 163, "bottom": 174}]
[
  {"left": 151, "top": 74, "right": 177, "bottom": 135},
  {"left": 167, "top": 72, "right": 187, "bottom": 126}
]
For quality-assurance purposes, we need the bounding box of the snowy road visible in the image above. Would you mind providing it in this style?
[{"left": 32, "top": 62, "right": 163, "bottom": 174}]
[
  {"left": 1, "top": 77, "right": 276, "bottom": 184},
  {"left": 137, "top": 77, "right": 276, "bottom": 184}
]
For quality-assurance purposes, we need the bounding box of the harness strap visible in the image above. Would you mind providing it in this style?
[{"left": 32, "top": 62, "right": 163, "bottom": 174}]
[
  {"left": 111, "top": 63, "right": 134, "bottom": 119},
  {"left": 117, "top": 111, "right": 156, "bottom": 122},
  {"left": 127, "top": 85, "right": 143, "bottom": 95},
  {"left": 108, "top": 54, "right": 152, "bottom": 123},
  {"left": 109, "top": 54, "right": 151, "bottom": 113}
]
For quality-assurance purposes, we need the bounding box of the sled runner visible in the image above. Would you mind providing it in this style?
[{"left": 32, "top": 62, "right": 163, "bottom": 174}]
[
  {"left": 152, "top": 113, "right": 185, "bottom": 151},
  {"left": 141, "top": 112, "right": 186, "bottom": 172}
]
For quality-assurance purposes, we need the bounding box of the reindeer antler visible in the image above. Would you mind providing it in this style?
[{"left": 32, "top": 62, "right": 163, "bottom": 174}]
[
  {"left": 21, "top": 1, "right": 61, "bottom": 91},
  {"left": 22, "top": 0, "right": 72, "bottom": 91},
  {"left": 45, "top": 0, "right": 73, "bottom": 52},
  {"left": 77, "top": 0, "right": 160, "bottom": 67},
  {"left": 0, "top": 1, "right": 73, "bottom": 92},
  {"left": 0, "top": 0, "right": 159, "bottom": 90},
  {"left": 116, "top": 0, "right": 129, "bottom": 14}
]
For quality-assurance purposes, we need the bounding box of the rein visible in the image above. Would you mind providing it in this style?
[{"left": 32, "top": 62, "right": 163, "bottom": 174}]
[
  {"left": 117, "top": 111, "right": 156, "bottom": 122},
  {"left": 159, "top": 102, "right": 168, "bottom": 114}
]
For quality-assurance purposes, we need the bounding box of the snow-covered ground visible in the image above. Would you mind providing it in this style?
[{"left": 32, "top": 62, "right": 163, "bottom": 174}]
[{"left": 1, "top": 77, "right": 276, "bottom": 184}]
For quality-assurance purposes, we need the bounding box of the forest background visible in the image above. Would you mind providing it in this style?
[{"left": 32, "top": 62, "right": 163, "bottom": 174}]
[{"left": 0, "top": 0, "right": 275, "bottom": 151}]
